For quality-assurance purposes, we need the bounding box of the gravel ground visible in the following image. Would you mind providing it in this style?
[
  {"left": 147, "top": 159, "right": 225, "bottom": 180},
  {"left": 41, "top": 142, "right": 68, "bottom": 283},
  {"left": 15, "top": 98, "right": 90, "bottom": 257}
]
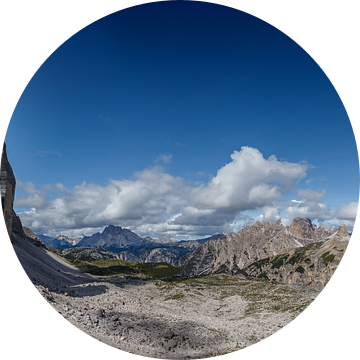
[
  {"left": 12, "top": 233, "right": 318, "bottom": 359},
  {"left": 36, "top": 275, "right": 317, "bottom": 359}
]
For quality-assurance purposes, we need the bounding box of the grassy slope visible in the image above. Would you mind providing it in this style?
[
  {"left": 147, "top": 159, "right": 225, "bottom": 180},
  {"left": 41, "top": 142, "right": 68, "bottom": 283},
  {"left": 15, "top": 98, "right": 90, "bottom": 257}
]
[{"left": 48, "top": 247, "right": 182, "bottom": 278}]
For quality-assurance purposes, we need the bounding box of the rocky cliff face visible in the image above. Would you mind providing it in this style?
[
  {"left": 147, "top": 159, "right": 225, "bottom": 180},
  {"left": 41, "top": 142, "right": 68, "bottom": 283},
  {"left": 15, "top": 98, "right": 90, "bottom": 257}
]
[
  {"left": 338, "top": 224, "right": 350, "bottom": 237},
  {"left": 1, "top": 143, "right": 46, "bottom": 248},
  {"left": 1, "top": 143, "right": 16, "bottom": 236},
  {"left": 175, "top": 218, "right": 349, "bottom": 278},
  {"left": 22, "top": 226, "right": 46, "bottom": 248},
  {"left": 243, "top": 237, "right": 348, "bottom": 290}
]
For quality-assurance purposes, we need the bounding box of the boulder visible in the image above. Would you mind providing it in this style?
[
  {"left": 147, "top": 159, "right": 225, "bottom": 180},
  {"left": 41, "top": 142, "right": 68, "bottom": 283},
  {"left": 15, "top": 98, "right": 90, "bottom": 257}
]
[{"left": 163, "top": 329, "right": 174, "bottom": 339}]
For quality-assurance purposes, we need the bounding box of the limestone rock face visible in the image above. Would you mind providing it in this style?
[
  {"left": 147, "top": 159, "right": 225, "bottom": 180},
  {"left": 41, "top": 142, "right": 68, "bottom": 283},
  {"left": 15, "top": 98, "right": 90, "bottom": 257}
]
[
  {"left": 1, "top": 143, "right": 16, "bottom": 236},
  {"left": 290, "top": 217, "right": 317, "bottom": 240},
  {"left": 176, "top": 218, "right": 349, "bottom": 278},
  {"left": 338, "top": 224, "right": 349, "bottom": 237},
  {"left": 12, "top": 210, "right": 26, "bottom": 239},
  {"left": 23, "top": 226, "right": 46, "bottom": 248},
  {"left": 315, "top": 225, "right": 334, "bottom": 238},
  {"left": 243, "top": 238, "right": 348, "bottom": 290},
  {"left": 1, "top": 143, "right": 45, "bottom": 248}
]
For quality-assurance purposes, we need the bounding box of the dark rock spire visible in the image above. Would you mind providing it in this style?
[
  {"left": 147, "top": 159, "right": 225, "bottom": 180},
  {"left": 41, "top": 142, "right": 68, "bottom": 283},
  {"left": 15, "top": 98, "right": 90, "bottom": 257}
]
[{"left": 1, "top": 143, "right": 16, "bottom": 236}]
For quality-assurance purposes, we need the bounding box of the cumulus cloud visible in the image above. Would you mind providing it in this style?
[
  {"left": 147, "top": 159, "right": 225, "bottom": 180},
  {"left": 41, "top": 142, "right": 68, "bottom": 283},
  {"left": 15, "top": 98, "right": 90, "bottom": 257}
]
[
  {"left": 188, "top": 147, "right": 308, "bottom": 212},
  {"left": 15, "top": 147, "right": 357, "bottom": 238},
  {"left": 263, "top": 206, "right": 281, "bottom": 222},
  {"left": 280, "top": 189, "right": 358, "bottom": 230},
  {"left": 336, "top": 202, "right": 358, "bottom": 220},
  {"left": 15, "top": 181, "right": 49, "bottom": 209},
  {"left": 282, "top": 189, "right": 334, "bottom": 225},
  {"left": 18, "top": 166, "right": 187, "bottom": 235}
]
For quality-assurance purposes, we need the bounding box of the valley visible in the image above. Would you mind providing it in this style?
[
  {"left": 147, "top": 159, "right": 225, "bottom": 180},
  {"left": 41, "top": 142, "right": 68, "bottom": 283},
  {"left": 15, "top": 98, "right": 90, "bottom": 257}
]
[{"left": 1, "top": 143, "right": 352, "bottom": 358}]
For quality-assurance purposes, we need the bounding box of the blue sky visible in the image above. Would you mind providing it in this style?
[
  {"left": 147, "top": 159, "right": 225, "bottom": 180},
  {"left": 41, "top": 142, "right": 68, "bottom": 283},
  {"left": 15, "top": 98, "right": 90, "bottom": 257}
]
[{"left": 5, "top": 1, "right": 358, "bottom": 238}]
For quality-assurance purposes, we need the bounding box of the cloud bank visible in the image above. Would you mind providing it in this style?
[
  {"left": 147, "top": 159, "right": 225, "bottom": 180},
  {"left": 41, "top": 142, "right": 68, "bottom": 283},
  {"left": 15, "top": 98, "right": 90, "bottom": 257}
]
[{"left": 15, "top": 147, "right": 357, "bottom": 238}]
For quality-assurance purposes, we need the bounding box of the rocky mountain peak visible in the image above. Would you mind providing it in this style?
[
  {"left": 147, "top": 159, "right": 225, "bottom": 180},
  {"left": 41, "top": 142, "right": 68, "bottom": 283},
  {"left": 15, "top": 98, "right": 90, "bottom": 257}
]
[
  {"left": 103, "top": 225, "right": 123, "bottom": 235},
  {"left": 1, "top": 141, "right": 8, "bottom": 161},
  {"left": 76, "top": 224, "right": 143, "bottom": 249},
  {"left": 338, "top": 224, "right": 349, "bottom": 237},
  {"left": 289, "top": 217, "right": 316, "bottom": 239},
  {"left": 1, "top": 143, "right": 16, "bottom": 236}
]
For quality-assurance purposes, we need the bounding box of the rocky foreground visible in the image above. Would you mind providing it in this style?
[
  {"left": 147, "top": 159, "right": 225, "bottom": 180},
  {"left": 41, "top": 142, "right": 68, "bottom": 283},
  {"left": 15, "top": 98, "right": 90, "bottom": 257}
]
[{"left": 12, "top": 230, "right": 317, "bottom": 359}]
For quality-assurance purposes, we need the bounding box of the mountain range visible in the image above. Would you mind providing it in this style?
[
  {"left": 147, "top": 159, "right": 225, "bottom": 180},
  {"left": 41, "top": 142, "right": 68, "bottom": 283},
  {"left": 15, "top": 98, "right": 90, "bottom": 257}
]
[
  {"left": 175, "top": 218, "right": 349, "bottom": 276},
  {"left": 38, "top": 216, "right": 350, "bottom": 290},
  {"left": 37, "top": 224, "right": 226, "bottom": 264},
  {"left": 174, "top": 217, "right": 349, "bottom": 289},
  {"left": 37, "top": 234, "right": 84, "bottom": 248},
  {"left": 37, "top": 226, "right": 181, "bottom": 250},
  {"left": 1, "top": 143, "right": 351, "bottom": 291}
]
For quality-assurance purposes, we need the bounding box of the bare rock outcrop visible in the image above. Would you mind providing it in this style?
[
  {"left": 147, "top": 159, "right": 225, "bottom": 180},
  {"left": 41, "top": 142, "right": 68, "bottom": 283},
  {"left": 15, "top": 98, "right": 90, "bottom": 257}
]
[
  {"left": 176, "top": 218, "right": 350, "bottom": 278},
  {"left": 243, "top": 238, "right": 348, "bottom": 290},
  {"left": 1, "top": 143, "right": 16, "bottom": 236},
  {"left": 23, "top": 226, "right": 46, "bottom": 248},
  {"left": 12, "top": 210, "right": 26, "bottom": 238},
  {"left": 338, "top": 224, "right": 349, "bottom": 237},
  {"left": 289, "top": 217, "right": 317, "bottom": 239},
  {"left": 1, "top": 143, "right": 46, "bottom": 249}
]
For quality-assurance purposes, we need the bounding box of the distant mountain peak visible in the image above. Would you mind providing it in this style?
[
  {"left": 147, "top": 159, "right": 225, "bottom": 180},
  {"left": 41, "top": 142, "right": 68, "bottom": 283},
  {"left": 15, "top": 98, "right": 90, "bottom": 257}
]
[{"left": 103, "top": 225, "right": 123, "bottom": 235}]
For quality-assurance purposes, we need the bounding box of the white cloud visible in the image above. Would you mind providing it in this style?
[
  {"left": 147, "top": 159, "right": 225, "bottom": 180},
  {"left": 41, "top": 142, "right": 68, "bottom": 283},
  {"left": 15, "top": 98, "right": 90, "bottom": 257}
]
[
  {"left": 15, "top": 147, "right": 357, "bottom": 238},
  {"left": 15, "top": 181, "right": 48, "bottom": 209},
  {"left": 156, "top": 154, "right": 173, "bottom": 164},
  {"left": 188, "top": 147, "right": 308, "bottom": 212},
  {"left": 323, "top": 218, "right": 355, "bottom": 230},
  {"left": 336, "top": 202, "right": 358, "bottom": 220},
  {"left": 280, "top": 190, "right": 357, "bottom": 230},
  {"left": 283, "top": 189, "right": 334, "bottom": 223},
  {"left": 263, "top": 206, "right": 281, "bottom": 222},
  {"left": 18, "top": 166, "right": 187, "bottom": 236}
]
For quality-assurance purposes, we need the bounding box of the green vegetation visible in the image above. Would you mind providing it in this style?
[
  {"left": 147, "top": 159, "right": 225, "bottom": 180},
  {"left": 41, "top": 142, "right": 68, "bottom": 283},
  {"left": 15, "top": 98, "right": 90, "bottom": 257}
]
[
  {"left": 152, "top": 273, "right": 314, "bottom": 320},
  {"left": 257, "top": 273, "right": 269, "bottom": 280},
  {"left": 49, "top": 246, "right": 183, "bottom": 278},
  {"left": 286, "top": 241, "right": 324, "bottom": 266},
  {"left": 321, "top": 252, "right": 336, "bottom": 266},
  {"left": 270, "top": 256, "right": 286, "bottom": 269},
  {"left": 47, "top": 246, "right": 58, "bottom": 251},
  {"left": 245, "top": 241, "right": 327, "bottom": 278},
  {"left": 63, "top": 257, "right": 182, "bottom": 278}
]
